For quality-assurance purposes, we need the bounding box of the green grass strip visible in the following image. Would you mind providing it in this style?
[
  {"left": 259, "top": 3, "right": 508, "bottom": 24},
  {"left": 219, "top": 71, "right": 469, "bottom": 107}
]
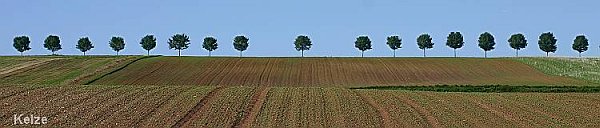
[{"left": 351, "top": 85, "right": 600, "bottom": 93}]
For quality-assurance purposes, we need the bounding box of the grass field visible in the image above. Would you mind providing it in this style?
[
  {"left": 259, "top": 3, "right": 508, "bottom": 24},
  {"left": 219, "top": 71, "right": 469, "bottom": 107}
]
[
  {"left": 0, "top": 56, "right": 143, "bottom": 85},
  {"left": 515, "top": 57, "right": 600, "bottom": 84},
  {"left": 2, "top": 56, "right": 599, "bottom": 127},
  {"left": 89, "top": 57, "right": 585, "bottom": 86}
]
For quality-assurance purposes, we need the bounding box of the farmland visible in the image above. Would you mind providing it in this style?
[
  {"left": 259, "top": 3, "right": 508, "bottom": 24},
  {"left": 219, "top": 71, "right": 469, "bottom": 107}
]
[
  {"left": 515, "top": 57, "right": 600, "bottom": 84},
  {"left": 2, "top": 85, "right": 600, "bottom": 127},
  {"left": 0, "top": 56, "right": 143, "bottom": 85},
  {"left": 89, "top": 57, "right": 585, "bottom": 86},
  {"left": 358, "top": 90, "right": 600, "bottom": 127},
  {"left": 1, "top": 84, "right": 215, "bottom": 127},
  {"left": 2, "top": 56, "right": 600, "bottom": 127}
]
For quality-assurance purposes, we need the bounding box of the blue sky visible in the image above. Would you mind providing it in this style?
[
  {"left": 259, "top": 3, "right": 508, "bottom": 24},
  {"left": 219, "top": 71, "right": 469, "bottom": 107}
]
[{"left": 1, "top": 0, "right": 598, "bottom": 57}]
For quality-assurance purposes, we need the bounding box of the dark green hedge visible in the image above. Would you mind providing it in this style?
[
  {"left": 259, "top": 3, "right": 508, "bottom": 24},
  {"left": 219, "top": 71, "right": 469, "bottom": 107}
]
[{"left": 351, "top": 85, "right": 600, "bottom": 93}]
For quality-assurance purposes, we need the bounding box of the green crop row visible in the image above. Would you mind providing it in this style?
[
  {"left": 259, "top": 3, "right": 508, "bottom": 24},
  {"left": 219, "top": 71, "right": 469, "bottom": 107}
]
[{"left": 352, "top": 85, "right": 600, "bottom": 93}]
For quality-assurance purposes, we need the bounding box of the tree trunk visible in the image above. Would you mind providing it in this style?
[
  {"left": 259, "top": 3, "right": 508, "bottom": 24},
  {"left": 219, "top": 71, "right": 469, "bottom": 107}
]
[
  {"left": 240, "top": 51, "right": 242, "bottom": 57},
  {"left": 116, "top": 51, "right": 119, "bottom": 56},
  {"left": 546, "top": 52, "right": 549, "bottom": 57},
  {"left": 147, "top": 50, "right": 150, "bottom": 56},
  {"left": 361, "top": 51, "right": 364, "bottom": 58},
  {"left": 516, "top": 49, "right": 519, "bottom": 57},
  {"left": 178, "top": 50, "right": 181, "bottom": 57},
  {"left": 484, "top": 51, "right": 487, "bottom": 58},
  {"left": 579, "top": 52, "right": 582, "bottom": 58},
  {"left": 209, "top": 51, "right": 211, "bottom": 57},
  {"left": 454, "top": 48, "right": 457, "bottom": 58},
  {"left": 301, "top": 50, "right": 304, "bottom": 57},
  {"left": 20, "top": 52, "right": 23, "bottom": 56},
  {"left": 393, "top": 50, "right": 396, "bottom": 57},
  {"left": 83, "top": 52, "right": 86, "bottom": 56},
  {"left": 423, "top": 49, "right": 426, "bottom": 57}
]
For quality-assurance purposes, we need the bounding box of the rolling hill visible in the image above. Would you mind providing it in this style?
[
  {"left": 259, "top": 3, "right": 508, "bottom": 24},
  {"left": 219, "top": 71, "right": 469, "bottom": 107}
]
[{"left": 89, "top": 57, "right": 586, "bottom": 86}]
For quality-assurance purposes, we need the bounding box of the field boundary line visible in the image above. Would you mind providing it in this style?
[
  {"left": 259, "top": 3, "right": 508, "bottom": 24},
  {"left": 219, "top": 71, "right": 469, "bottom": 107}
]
[
  {"left": 234, "top": 87, "right": 271, "bottom": 128},
  {"left": 68, "top": 57, "right": 136, "bottom": 84},
  {"left": 83, "top": 55, "right": 158, "bottom": 85},
  {"left": 396, "top": 94, "right": 441, "bottom": 128},
  {"left": 171, "top": 86, "right": 225, "bottom": 128},
  {"left": 354, "top": 90, "right": 394, "bottom": 127}
]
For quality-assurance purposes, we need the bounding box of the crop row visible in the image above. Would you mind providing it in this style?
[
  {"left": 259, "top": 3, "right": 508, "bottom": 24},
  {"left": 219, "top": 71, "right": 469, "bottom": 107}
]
[
  {"left": 2, "top": 85, "right": 600, "bottom": 127},
  {"left": 0, "top": 85, "right": 215, "bottom": 127},
  {"left": 90, "top": 57, "right": 584, "bottom": 86}
]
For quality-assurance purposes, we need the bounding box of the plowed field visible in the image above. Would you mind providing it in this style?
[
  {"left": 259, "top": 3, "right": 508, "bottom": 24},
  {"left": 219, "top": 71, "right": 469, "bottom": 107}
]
[
  {"left": 90, "top": 57, "right": 585, "bottom": 86},
  {"left": 356, "top": 90, "right": 600, "bottom": 127},
  {"left": 3, "top": 85, "right": 600, "bottom": 127},
  {"left": 1, "top": 85, "right": 215, "bottom": 127}
]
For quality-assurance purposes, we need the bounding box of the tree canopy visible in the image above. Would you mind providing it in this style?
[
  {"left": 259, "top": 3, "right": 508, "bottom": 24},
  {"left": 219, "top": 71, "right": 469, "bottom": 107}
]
[
  {"left": 140, "top": 35, "right": 156, "bottom": 55},
  {"left": 478, "top": 32, "right": 496, "bottom": 58},
  {"left": 572, "top": 35, "right": 589, "bottom": 57},
  {"left": 538, "top": 32, "right": 557, "bottom": 57},
  {"left": 355, "top": 36, "right": 372, "bottom": 57},
  {"left": 386, "top": 35, "right": 402, "bottom": 57},
  {"left": 508, "top": 33, "right": 527, "bottom": 57},
  {"left": 417, "top": 34, "right": 434, "bottom": 57},
  {"left": 43, "top": 35, "right": 62, "bottom": 55},
  {"left": 109, "top": 36, "right": 125, "bottom": 55},
  {"left": 168, "top": 34, "right": 191, "bottom": 56},
  {"left": 13, "top": 36, "right": 31, "bottom": 56},
  {"left": 202, "top": 37, "right": 218, "bottom": 56},
  {"left": 446, "top": 32, "right": 464, "bottom": 57},
  {"left": 294, "top": 35, "right": 312, "bottom": 57},
  {"left": 233, "top": 35, "right": 249, "bottom": 57},
  {"left": 76, "top": 37, "right": 94, "bottom": 55}
]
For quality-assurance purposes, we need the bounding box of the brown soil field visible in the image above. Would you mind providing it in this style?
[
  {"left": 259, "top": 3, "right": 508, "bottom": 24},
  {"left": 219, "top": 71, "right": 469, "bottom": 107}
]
[
  {"left": 1, "top": 85, "right": 215, "bottom": 127},
  {"left": 359, "top": 90, "right": 600, "bottom": 127},
  {"left": 90, "top": 57, "right": 585, "bottom": 87},
  {"left": 3, "top": 85, "right": 599, "bottom": 127},
  {"left": 252, "top": 87, "right": 382, "bottom": 127}
]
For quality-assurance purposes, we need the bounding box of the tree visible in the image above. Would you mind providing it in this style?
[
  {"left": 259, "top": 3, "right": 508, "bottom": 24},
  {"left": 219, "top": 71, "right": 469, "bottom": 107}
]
[
  {"left": 508, "top": 33, "right": 527, "bottom": 57},
  {"left": 44, "top": 35, "right": 62, "bottom": 55},
  {"left": 572, "top": 35, "right": 589, "bottom": 58},
  {"left": 478, "top": 32, "right": 496, "bottom": 58},
  {"left": 294, "top": 35, "right": 312, "bottom": 57},
  {"left": 168, "top": 34, "right": 190, "bottom": 57},
  {"left": 355, "top": 36, "right": 372, "bottom": 57},
  {"left": 538, "top": 32, "right": 557, "bottom": 57},
  {"left": 13, "top": 36, "right": 31, "bottom": 56},
  {"left": 76, "top": 37, "right": 94, "bottom": 56},
  {"left": 109, "top": 36, "right": 125, "bottom": 55},
  {"left": 140, "top": 35, "right": 156, "bottom": 55},
  {"left": 202, "top": 37, "right": 218, "bottom": 57},
  {"left": 446, "top": 32, "right": 464, "bottom": 57},
  {"left": 417, "top": 34, "right": 434, "bottom": 57},
  {"left": 233, "top": 36, "right": 249, "bottom": 57},
  {"left": 386, "top": 35, "right": 402, "bottom": 57}
]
